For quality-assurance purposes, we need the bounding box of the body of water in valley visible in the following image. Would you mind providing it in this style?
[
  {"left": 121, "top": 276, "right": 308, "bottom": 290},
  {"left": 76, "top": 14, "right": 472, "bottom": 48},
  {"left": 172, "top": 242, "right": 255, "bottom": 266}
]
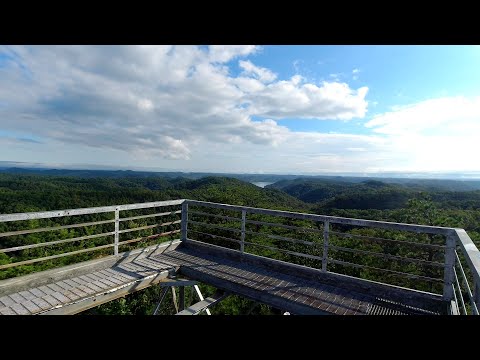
[{"left": 251, "top": 182, "right": 273, "bottom": 188}]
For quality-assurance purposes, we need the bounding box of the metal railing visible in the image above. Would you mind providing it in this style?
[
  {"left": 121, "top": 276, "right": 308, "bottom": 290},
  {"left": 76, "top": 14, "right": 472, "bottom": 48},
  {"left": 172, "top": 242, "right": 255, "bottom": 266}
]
[
  {"left": 0, "top": 200, "right": 184, "bottom": 271},
  {"left": 183, "top": 200, "right": 480, "bottom": 315},
  {"left": 1, "top": 198, "right": 479, "bottom": 314}
]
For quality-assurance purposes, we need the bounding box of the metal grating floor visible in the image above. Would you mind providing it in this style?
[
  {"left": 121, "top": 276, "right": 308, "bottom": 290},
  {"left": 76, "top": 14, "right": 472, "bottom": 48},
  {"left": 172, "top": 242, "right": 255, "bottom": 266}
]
[{"left": 154, "top": 245, "right": 443, "bottom": 315}]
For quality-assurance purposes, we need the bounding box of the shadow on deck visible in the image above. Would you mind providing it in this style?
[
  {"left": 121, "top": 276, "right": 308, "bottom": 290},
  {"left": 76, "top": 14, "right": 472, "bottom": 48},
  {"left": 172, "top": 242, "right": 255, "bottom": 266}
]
[
  {"left": 0, "top": 199, "right": 478, "bottom": 315},
  {"left": 0, "top": 240, "right": 445, "bottom": 315}
]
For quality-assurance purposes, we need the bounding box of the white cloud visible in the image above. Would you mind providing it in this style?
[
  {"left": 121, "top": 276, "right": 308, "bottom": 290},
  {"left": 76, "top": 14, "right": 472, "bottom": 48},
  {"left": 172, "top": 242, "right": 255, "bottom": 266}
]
[
  {"left": 16, "top": 46, "right": 475, "bottom": 175},
  {"left": 245, "top": 79, "right": 368, "bottom": 119},
  {"left": 352, "top": 68, "right": 360, "bottom": 80},
  {"left": 363, "top": 96, "right": 480, "bottom": 172},
  {"left": 0, "top": 45, "right": 369, "bottom": 166},
  {"left": 239, "top": 60, "right": 277, "bottom": 83},
  {"left": 208, "top": 45, "right": 259, "bottom": 63},
  {"left": 137, "top": 99, "right": 153, "bottom": 111},
  {"left": 366, "top": 96, "right": 480, "bottom": 135}
]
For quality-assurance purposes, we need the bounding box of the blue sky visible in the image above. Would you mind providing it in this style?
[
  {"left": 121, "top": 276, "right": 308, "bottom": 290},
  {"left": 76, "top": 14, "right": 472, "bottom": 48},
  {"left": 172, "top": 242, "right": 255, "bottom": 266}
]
[
  {"left": 249, "top": 45, "right": 480, "bottom": 134},
  {"left": 1, "top": 45, "right": 480, "bottom": 175}
]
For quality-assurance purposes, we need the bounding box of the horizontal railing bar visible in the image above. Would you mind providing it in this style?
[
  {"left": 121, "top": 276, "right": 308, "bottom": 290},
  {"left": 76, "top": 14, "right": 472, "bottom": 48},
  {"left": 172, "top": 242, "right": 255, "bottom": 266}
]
[
  {"left": 187, "top": 220, "right": 241, "bottom": 233},
  {"left": 117, "top": 200, "right": 184, "bottom": 211},
  {"left": 188, "top": 230, "right": 242, "bottom": 245},
  {"left": 0, "top": 243, "right": 115, "bottom": 270},
  {"left": 329, "top": 231, "right": 445, "bottom": 250},
  {"left": 245, "top": 231, "right": 318, "bottom": 247},
  {"left": 329, "top": 245, "right": 444, "bottom": 268},
  {"left": 118, "top": 220, "right": 181, "bottom": 234},
  {"left": 118, "top": 230, "right": 181, "bottom": 246},
  {"left": 327, "top": 258, "right": 444, "bottom": 283},
  {"left": 0, "top": 231, "right": 115, "bottom": 253},
  {"left": 453, "top": 267, "right": 467, "bottom": 314},
  {"left": 455, "top": 251, "right": 479, "bottom": 315},
  {"left": 243, "top": 241, "right": 323, "bottom": 261},
  {"left": 189, "top": 211, "right": 240, "bottom": 222},
  {"left": 187, "top": 200, "right": 454, "bottom": 235},
  {"left": 246, "top": 219, "right": 324, "bottom": 234},
  {"left": 119, "top": 210, "right": 181, "bottom": 222},
  {"left": 0, "top": 200, "right": 185, "bottom": 223},
  {"left": 0, "top": 219, "right": 115, "bottom": 238}
]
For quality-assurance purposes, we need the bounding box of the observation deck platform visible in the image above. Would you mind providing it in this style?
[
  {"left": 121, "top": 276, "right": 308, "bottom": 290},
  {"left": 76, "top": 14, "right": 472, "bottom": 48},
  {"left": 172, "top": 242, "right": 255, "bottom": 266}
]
[{"left": 0, "top": 200, "right": 479, "bottom": 315}]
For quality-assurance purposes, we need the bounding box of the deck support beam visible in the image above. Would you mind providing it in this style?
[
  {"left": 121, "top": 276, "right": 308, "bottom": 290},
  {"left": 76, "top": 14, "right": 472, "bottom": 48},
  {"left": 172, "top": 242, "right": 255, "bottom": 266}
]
[
  {"left": 322, "top": 221, "right": 329, "bottom": 272},
  {"left": 181, "top": 202, "right": 188, "bottom": 242},
  {"left": 153, "top": 287, "right": 170, "bottom": 315},
  {"left": 443, "top": 234, "right": 456, "bottom": 302},
  {"left": 179, "top": 286, "right": 185, "bottom": 311},
  {"left": 176, "top": 291, "right": 227, "bottom": 315},
  {"left": 193, "top": 284, "right": 211, "bottom": 315}
]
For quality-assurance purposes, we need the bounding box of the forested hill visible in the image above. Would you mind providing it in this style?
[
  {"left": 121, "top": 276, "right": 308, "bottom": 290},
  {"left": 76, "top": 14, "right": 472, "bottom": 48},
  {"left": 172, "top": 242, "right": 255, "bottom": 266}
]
[
  {"left": 1, "top": 173, "right": 479, "bottom": 315},
  {"left": 3, "top": 167, "right": 480, "bottom": 191},
  {"left": 0, "top": 174, "right": 307, "bottom": 214},
  {"left": 268, "top": 178, "right": 480, "bottom": 210}
]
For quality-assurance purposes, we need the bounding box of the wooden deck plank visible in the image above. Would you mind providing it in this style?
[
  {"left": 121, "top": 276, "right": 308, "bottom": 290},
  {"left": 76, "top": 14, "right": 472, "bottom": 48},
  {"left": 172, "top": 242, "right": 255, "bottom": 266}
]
[
  {"left": 18, "top": 290, "right": 37, "bottom": 301},
  {"left": 31, "top": 297, "right": 52, "bottom": 311},
  {"left": 10, "top": 303, "right": 30, "bottom": 315},
  {"left": 75, "top": 276, "right": 106, "bottom": 293},
  {"left": 0, "top": 240, "right": 181, "bottom": 315},
  {"left": 21, "top": 300, "right": 42, "bottom": 313},
  {"left": 42, "top": 294, "right": 61, "bottom": 307},
  {"left": 103, "top": 268, "right": 138, "bottom": 281},
  {"left": 0, "top": 306, "right": 16, "bottom": 315},
  {"left": 84, "top": 273, "right": 118, "bottom": 288},
  {"left": 96, "top": 270, "right": 125, "bottom": 285},
  {"left": 9, "top": 293, "right": 28, "bottom": 304},
  {"left": 28, "top": 288, "right": 47, "bottom": 298},
  {"left": 65, "top": 279, "right": 97, "bottom": 296},
  {"left": 0, "top": 296, "right": 15, "bottom": 307}
]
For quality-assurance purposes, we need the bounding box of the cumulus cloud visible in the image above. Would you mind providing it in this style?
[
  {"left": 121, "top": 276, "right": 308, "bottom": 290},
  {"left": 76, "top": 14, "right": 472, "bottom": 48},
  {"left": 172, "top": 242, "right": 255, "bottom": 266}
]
[
  {"left": 0, "top": 45, "right": 369, "bottom": 164},
  {"left": 208, "top": 45, "right": 259, "bottom": 63},
  {"left": 239, "top": 60, "right": 277, "bottom": 83},
  {"left": 366, "top": 96, "right": 480, "bottom": 136},
  {"left": 244, "top": 79, "right": 368, "bottom": 119},
  {"left": 363, "top": 96, "right": 480, "bottom": 172}
]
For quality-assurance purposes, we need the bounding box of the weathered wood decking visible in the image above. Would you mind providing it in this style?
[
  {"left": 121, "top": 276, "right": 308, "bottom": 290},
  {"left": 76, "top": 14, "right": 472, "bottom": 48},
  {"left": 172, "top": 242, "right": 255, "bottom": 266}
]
[
  {"left": 0, "top": 239, "right": 446, "bottom": 315},
  {"left": 0, "top": 241, "right": 182, "bottom": 315}
]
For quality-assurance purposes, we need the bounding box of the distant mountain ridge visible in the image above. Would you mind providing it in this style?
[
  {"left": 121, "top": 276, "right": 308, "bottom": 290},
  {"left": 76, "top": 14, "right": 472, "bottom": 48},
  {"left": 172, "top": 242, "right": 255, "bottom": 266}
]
[
  {"left": 268, "top": 178, "right": 480, "bottom": 210},
  {"left": 2, "top": 167, "right": 480, "bottom": 191}
]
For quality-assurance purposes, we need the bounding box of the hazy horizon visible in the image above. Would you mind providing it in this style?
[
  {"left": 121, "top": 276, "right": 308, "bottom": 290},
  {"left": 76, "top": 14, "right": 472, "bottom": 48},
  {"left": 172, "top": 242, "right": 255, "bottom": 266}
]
[{"left": 2, "top": 160, "right": 480, "bottom": 180}]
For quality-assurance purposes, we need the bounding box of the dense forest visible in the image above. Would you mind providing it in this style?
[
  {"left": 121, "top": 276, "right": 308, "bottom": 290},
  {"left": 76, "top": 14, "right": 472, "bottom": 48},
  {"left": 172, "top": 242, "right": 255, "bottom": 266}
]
[
  {"left": 0, "top": 172, "right": 479, "bottom": 315},
  {"left": 3, "top": 167, "right": 480, "bottom": 191}
]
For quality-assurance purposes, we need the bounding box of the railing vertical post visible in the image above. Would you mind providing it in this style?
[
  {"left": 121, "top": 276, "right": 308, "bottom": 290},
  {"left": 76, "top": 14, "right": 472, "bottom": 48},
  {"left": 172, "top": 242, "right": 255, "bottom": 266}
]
[
  {"left": 474, "top": 283, "right": 480, "bottom": 311},
  {"left": 240, "top": 210, "right": 246, "bottom": 253},
  {"left": 114, "top": 207, "right": 119, "bottom": 256},
  {"left": 322, "top": 221, "right": 329, "bottom": 272},
  {"left": 181, "top": 201, "right": 188, "bottom": 242},
  {"left": 443, "top": 233, "right": 456, "bottom": 302},
  {"left": 179, "top": 286, "right": 185, "bottom": 311}
]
